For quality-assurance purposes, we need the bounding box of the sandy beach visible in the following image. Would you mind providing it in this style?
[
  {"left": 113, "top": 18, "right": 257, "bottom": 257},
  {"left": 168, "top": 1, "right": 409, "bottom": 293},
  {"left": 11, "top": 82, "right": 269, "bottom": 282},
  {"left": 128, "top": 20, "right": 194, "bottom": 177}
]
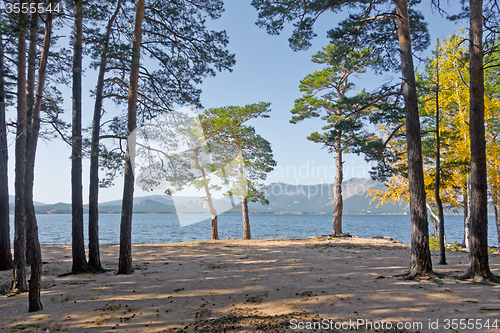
[{"left": 1, "top": 236, "right": 500, "bottom": 332}]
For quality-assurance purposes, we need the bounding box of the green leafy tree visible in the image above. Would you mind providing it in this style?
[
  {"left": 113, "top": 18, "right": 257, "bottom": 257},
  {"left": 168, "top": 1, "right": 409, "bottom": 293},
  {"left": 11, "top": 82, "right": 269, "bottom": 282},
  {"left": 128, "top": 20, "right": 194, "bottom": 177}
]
[
  {"left": 113, "top": 0, "right": 235, "bottom": 274},
  {"left": 202, "top": 103, "right": 276, "bottom": 239},
  {"left": 252, "top": 0, "right": 433, "bottom": 278},
  {"left": 290, "top": 43, "right": 375, "bottom": 236},
  {"left": 160, "top": 111, "right": 229, "bottom": 240}
]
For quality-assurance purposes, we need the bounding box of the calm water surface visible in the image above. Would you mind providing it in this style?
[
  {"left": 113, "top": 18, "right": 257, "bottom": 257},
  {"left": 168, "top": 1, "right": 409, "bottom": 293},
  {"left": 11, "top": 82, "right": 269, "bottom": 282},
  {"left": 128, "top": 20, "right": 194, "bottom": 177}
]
[{"left": 8, "top": 214, "right": 500, "bottom": 246}]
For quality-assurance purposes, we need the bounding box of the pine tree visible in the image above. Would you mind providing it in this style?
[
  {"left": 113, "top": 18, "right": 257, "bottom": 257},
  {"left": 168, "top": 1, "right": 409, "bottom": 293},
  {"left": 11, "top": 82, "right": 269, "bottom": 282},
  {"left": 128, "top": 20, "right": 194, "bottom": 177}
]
[
  {"left": 0, "top": 12, "right": 12, "bottom": 271},
  {"left": 25, "top": 0, "right": 55, "bottom": 311},
  {"left": 91, "top": 0, "right": 236, "bottom": 271},
  {"left": 118, "top": 0, "right": 145, "bottom": 275},
  {"left": 202, "top": 103, "right": 276, "bottom": 239},
  {"left": 252, "top": 0, "right": 433, "bottom": 278},
  {"left": 87, "top": 0, "right": 123, "bottom": 273},
  {"left": 12, "top": 0, "right": 29, "bottom": 294},
  {"left": 71, "top": 0, "right": 88, "bottom": 274},
  {"left": 462, "top": 0, "right": 497, "bottom": 280},
  {"left": 290, "top": 43, "right": 375, "bottom": 236}
]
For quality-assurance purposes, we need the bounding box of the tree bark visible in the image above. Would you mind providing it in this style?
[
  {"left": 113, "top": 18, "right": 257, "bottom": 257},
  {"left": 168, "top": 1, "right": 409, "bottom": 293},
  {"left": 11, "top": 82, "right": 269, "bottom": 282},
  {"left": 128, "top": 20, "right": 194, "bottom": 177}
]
[
  {"left": 195, "top": 146, "right": 218, "bottom": 240},
  {"left": 393, "top": 0, "right": 433, "bottom": 278},
  {"left": 25, "top": 2, "right": 53, "bottom": 311},
  {"left": 88, "top": 0, "right": 122, "bottom": 272},
  {"left": 463, "top": 177, "right": 471, "bottom": 250},
  {"left": 24, "top": 8, "right": 38, "bottom": 268},
  {"left": 26, "top": 9, "right": 37, "bottom": 117},
  {"left": 0, "top": 18, "right": 12, "bottom": 271},
  {"left": 71, "top": 0, "right": 88, "bottom": 273},
  {"left": 118, "top": 0, "right": 145, "bottom": 275},
  {"left": 462, "top": 0, "right": 495, "bottom": 280},
  {"left": 237, "top": 150, "right": 251, "bottom": 240},
  {"left": 434, "top": 62, "right": 446, "bottom": 265},
  {"left": 12, "top": 2, "right": 29, "bottom": 293},
  {"left": 495, "top": 192, "right": 500, "bottom": 248},
  {"left": 242, "top": 196, "right": 251, "bottom": 239},
  {"left": 332, "top": 143, "right": 343, "bottom": 236},
  {"left": 202, "top": 178, "right": 218, "bottom": 240}
]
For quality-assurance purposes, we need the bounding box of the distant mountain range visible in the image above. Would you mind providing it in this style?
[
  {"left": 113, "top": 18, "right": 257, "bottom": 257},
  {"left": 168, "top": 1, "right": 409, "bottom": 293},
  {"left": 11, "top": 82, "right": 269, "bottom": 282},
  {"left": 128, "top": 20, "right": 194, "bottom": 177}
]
[{"left": 8, "top": 178, "right": 410, "bottom": 215}]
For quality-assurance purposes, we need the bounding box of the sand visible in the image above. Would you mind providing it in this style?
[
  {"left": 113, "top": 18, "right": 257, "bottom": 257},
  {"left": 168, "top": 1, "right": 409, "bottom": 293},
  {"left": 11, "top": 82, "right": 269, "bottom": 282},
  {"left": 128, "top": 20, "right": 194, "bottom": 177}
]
[{"left": 1, "top": 236, "right": 500, "bottom": 332}]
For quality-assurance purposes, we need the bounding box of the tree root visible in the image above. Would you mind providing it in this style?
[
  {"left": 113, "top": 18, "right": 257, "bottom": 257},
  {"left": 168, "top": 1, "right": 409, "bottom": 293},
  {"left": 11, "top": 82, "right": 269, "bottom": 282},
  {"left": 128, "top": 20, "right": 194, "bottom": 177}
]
[
  {"left": 402, "top": 270, "right": 443, "bottom": 284},
  {"left": 457, "top": 269, "right": 500, "bottom": 283},
  {"left": 87, "top": 265, "right": 112, "bottom": 274},
  {"left": 6, "top": 287, "right": 27, "bottom": 297},
  {"left": 57, "top": 266, "right": 98, "bottom": 277},
  {"left": 330, "top": 232, "right": 352, "bottom": 238}
]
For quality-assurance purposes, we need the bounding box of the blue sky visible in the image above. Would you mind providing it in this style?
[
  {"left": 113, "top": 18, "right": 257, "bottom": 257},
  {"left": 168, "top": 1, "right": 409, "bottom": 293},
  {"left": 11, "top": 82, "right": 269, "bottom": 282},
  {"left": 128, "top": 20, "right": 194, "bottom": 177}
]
[{"left": 7, "top": 0, "right": 464, "bottom": 204}]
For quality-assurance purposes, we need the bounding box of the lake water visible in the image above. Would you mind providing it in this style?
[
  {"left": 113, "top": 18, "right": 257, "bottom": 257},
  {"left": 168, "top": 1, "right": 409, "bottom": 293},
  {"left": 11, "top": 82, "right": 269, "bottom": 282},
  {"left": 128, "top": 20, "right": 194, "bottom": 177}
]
[{"left": 8, "top": 214, "right": 500, "bottom": 246}]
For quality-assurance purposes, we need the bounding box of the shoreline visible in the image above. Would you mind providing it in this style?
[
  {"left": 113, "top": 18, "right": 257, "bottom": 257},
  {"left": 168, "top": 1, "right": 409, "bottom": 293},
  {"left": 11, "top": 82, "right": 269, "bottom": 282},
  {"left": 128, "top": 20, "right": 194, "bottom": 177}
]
[{"left": 1, "top": 237, "right": 500, "bottom": 332}]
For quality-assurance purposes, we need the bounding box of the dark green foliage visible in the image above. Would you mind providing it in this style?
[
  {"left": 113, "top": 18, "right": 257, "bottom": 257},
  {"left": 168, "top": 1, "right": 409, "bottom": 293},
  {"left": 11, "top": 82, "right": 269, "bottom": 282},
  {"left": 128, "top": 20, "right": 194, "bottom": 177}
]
[
  {"left": 252, "top": 0, "right": 429, "bottom": 72},
  {"left": 94, "top": 0, "right": 236, "bottom": 184},
  {"left": 253, "top": 0, "right": 433, "bottom": 274},
  {"left": 100, "top": 0, "right": 235, "bottom": 121},
  {"left": 202, "top": 103, "right": 276, "bottom": 205},
  {"left": 290, "top": 44, "right": 375, "bottom": 152},
  {"left": 252, "top": 0, "right": 359, "bottom": 51},
  {"left": 252, "top": 0, "right": 430, "bottom": 183}
]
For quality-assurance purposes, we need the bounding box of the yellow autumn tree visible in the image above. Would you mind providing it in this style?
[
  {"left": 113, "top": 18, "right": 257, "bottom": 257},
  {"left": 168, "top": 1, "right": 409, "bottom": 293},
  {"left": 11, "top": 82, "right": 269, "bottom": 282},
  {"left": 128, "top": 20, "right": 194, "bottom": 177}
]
[
  {"left": 369, "top": 32, "right": 500, "bottom": 247},
  {"left": 485, "top": 43, "right": 500, "bottom": 246},
  {"left": 368, "top": 34, "right": 467, "bottom": 212}
]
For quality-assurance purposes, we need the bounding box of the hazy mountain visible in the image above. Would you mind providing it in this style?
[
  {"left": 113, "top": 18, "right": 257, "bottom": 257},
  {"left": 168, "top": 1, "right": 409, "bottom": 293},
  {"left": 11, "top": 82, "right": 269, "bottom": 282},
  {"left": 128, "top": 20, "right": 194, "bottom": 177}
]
[
  {"left": 9, "top": 195, "right": 45, "bottom": 206},
  {"left": 246, "top": 178, "right": 408, "bottom": 214},
  {"left": 100, "top": 195, "right": 199, "bottom": 207},
  {"left": 10, "top": 178, "right": 410, "bottom": 215},
  {"left": 32, "top": 200, "right": 176, "bottom": 215},
  {"left": 9, "top": 195, "right": 46, "bottom": 213}
]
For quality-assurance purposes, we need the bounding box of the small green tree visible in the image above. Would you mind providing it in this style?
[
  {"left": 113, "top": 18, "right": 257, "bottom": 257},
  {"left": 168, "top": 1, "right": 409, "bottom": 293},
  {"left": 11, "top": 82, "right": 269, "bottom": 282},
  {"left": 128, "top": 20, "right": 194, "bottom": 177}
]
[
  {"left": 290, "top": 43, "right": 374, "bottom": 236},
  {"left": 162, "top": 111, "right": 228, "bottom": 240},
  {"left": 202, "top": 103, "right": 276, "bottom": 239},
  {"left": 133, "top": 107, "right": 243, "bottom": 239}
]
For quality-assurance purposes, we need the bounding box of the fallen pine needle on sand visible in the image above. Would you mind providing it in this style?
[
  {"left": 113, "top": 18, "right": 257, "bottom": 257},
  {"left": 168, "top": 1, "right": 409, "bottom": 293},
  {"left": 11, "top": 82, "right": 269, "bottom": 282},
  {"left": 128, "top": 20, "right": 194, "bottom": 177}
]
[{"left": 1, "top": 237, "right": 500, "bottom": 332}]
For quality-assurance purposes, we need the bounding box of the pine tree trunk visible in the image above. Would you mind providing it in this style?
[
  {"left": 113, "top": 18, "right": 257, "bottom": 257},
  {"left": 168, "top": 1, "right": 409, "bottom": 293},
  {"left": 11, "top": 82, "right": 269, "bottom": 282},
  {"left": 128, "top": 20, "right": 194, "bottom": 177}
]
[
  {"left": 88, "top": 0, "right": 121, "bottom": 272},
  {"left": 211, "top": 215, "right": 218, "bottom": 240},
  {"left": 25, "top": 3, "right": 53, "bottom": 311},
  {"left": 12, "top": 3, "right": 28, "bottom": 293},
  {"left": 71, "top": 0, "right": 88, "bottom": 273},
  {"left": 393, "top": 0, "right": 433, "bottom": 278},
  {"left": 194, "top": 145, "right": 219, "bottom": 240},
  {"left": 242, "top": 196, "right": 251, "bottom": 239},
  {"left": 332, "top": 143, "right": 343, "bottom": 236},
  {"left": 463, "top": 178, "right": 471, "bottom": 250},
  {"left": 203, "top": 184, "right": 218, "bottom": 240},
  {"left": 25, "top": 0, "right": 38, "bottom": 269},
  {"left": 118, "top": 0, "right": 145, "bottom": 275},
  {"left": 495, "top": 192, "right": 500, "bottom": 248},
  {"left": 26, "top": 9, "right": 37, "bottom": 116},
  {"left": 0, "top": 21, "right": 12, "bottom": 271},
  {"left": 434, "top": 66, "right": 446, "bottom": 265},
  {"left": 463, "top": 0, "right": 494, "bottom": 280}
]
